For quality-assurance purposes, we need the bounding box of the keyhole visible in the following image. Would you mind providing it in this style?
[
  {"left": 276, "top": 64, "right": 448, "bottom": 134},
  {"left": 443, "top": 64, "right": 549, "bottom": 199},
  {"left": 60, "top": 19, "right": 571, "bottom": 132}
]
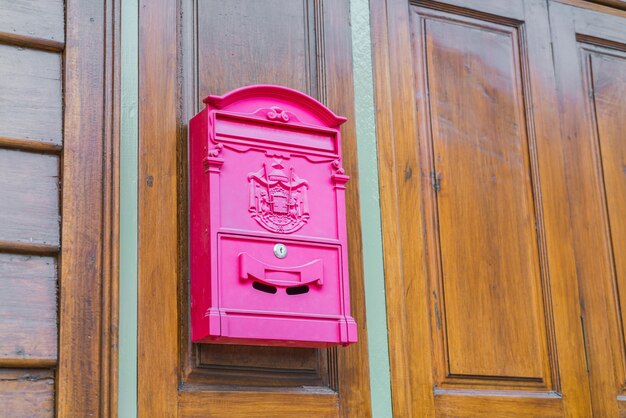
[{"left": 274, "top": 243, "right": 287, "bottom": 259}]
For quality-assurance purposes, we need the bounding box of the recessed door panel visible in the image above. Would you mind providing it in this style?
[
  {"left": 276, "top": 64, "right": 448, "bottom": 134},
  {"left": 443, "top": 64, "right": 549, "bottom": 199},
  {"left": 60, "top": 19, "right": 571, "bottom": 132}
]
[
  {"left": 413, "top": 8, "right": 553, "bottom": 386},
  {"left": 589, "top": 54, "right": 626, "bottom": 392},
  {"left": 549, "top": 2, "right": 626, "bottom": 415}
]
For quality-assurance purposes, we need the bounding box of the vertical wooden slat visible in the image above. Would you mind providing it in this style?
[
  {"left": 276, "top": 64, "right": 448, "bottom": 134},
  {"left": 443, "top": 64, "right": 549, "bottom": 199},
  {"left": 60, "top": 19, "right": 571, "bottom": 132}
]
[
  {"left": 137, "top": 0, "right": 180, "bottom": 416},
  {"left": 57, "top": 0, "right": 119, "bottom": 416},
  {"left": 324, "top": 1, "right": 373, "bottom": 417}
]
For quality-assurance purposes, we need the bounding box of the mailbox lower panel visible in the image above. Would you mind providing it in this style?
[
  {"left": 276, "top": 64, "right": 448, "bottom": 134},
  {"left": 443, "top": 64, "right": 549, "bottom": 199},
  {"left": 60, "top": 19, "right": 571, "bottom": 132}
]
[{"left": 191, "top": 233, "right": 357, "bottom": 347}]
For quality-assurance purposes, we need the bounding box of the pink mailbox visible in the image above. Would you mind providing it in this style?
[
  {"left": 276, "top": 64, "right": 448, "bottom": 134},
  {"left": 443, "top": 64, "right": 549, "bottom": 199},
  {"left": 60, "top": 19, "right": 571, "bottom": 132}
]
[{"left": 189, "top": 85, "right": 357, "bottom": 347}]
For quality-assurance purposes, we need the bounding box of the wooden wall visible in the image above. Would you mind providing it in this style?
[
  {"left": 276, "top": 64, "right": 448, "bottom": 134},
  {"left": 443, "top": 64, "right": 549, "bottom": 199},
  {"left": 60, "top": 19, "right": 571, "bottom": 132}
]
[{"left": 0, "top": 1, "right": 64, "bottom": 416}]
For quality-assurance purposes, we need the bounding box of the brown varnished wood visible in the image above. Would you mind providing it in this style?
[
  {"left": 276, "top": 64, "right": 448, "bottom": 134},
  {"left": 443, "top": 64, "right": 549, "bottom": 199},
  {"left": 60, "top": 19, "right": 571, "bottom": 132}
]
[
  {"left": 586, "top": 0, "right": 626, "bottom": 11},
  {"left": 550, "top": 2, "right": 626, "bottom": 415},
  {"left": 137, "top": 0, "right": 180, "bottom": 415},
  {"left": 0, "top": 150, "right": 59, "bottom": 248},
  {"left": 0, "top": 136, "right": 62, "bottom": 154},
  {"left": 372, "top": 0, "right": 594, "bottom": 415},
  {"left": 102, "top": 0, "right": 121, "bottom": 413},
  {"left": 190, "top": 344, "right": 327, "bottom": 388},
  {"left": 433, "top": 390, "right": 564, "bottom": 417},
  {"left": 178, "top": 390, "right": 339, "bottom": 418},
  {"left": 417, "top": 10, "right": 549, "bottom": 381},
  {"left": 0, "top": 358, "right": 57, "bottom": 369},
  {"left": 0, "top": 32, "right": 64, "bottom": 53},
  {"left": 0, "top": 0, "right": 64, "bottom": 45},
  {"left": 0, "top": 241, "right": 59, "bottom": 256},
  {"left": 512, "top": 2, "right": 593, "bottom": 414},
  {"left": 370, "top": 0, "right": 424, "bottom": 415},
  {"left": 57, "top": 0, "right": 119, "bottom": 415},
  {"left": 197, "top": 0, "right": 316, "bottom": 96},
  {"left": 590, "top": 51, "right": 626, "bottom": 402},
  {"left": 0, "top": 369, "right": 54, "bottom": 417},
  {"left": 0, "top": 254, "right": 57, "bottom": 364},
  {"left": 199, "top": 345, "right": 319, "bottom": 370},
  {"left": 140, "top": 0, "right": 370, "bottom": 416},
  {"left": 0, "top": 44, "right": 62, "bottom": 146},
  {"left": 323, "top": 1, "right": 372, "bottom": 415},
  {"left": 191, "top": 0, "right": 329, "bottom": 390}
]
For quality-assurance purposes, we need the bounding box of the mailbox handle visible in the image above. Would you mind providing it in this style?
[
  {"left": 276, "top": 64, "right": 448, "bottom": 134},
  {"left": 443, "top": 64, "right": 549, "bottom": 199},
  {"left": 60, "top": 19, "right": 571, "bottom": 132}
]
[{"left": 239, "top": 253, "right": 323, "bottom": 288}]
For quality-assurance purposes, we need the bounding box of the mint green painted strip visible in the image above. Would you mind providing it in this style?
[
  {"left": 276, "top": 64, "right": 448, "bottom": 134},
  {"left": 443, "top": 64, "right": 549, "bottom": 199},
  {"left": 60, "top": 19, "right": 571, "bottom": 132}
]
[
  {"left": 350, "top": 1, "right": 393, "bottom": 417},
  {"left": 119, "top": 0, "right": 138, "bottom": 416}
]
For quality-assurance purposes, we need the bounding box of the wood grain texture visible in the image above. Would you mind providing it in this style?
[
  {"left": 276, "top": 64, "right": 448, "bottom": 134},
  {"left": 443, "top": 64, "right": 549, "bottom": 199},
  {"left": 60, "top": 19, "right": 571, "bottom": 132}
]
[
  {"left": 0, "top": 44, "right": 62, "bottom": 146},
  {"left": 0, "top": 254, "right": 57, "bottom": 363},
  {"left": 372, "top": 0, "right": 595, "bottom": 415},
  {"left": 139, "top": 0, "right": 371, "bottom": 416},
  {"left": 191, "top": 0, "right": 334, "bottom": 391},
  {"left": 0, "top": 136, "right": 62, "bottom": 154},
  {"left": 199, "top": 345, "right": 318, "bottom": 370},
  {"left": 0, "top": 369, "right": 54, "bottom": 418},
  {"left": 178, "top": 390, "right": 339, "bottom": 418},
  {"left": 590, "top": 52, "right": 626, "bottom": 397},
  {"left": 0, "top": 150, "right": 59, "bottom": 247},
  {"left": 138, "top": 0, "right": 180, "bottom": 415},
  {"left": 419, "top": 13, "right": 548, "bottom": 380},
  {"left": 586, "top": 0, "right": 626, "bottom": 11},
  {"left": 197, "top": 0, "right": 315, "bottom": 97},
  {"left": 322, "top": 1, "right": 372, "bottom": 416},
  {"left": 434, "top": 391, "right": 563, "bottom": 417},
  {"left": 0, "top": 0, "right": 64, "bottom": 44},
  {"left": 370, "top": 0, "right": 434, "bottom": 415},
  {"left": 550, "top": 3, "right": 626, "bottom": 415},
  {"left": 56, "top": 0, "right": 119, "bottom": 415}
]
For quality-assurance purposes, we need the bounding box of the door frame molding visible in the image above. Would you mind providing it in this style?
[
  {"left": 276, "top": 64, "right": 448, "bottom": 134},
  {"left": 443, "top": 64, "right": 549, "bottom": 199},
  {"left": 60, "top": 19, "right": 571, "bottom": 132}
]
[{"left": 57, "top": 0, "right": 120, "bottom": 415}]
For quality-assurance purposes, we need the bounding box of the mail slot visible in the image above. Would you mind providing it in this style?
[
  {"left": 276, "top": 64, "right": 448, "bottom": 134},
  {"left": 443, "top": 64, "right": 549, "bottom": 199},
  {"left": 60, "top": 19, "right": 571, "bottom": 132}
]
[{"left": 189, "top": 85, "right": 357, "bottom": 347}]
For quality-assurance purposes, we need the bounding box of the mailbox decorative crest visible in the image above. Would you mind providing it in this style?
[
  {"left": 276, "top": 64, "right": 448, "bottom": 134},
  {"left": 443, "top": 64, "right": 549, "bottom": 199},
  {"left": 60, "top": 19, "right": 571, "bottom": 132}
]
[
  {"left": 248, "top": 159, "right": 310, "bottom": 234},
  {"left": 188, "top": 85, "right": 357, "bottom": 348}
]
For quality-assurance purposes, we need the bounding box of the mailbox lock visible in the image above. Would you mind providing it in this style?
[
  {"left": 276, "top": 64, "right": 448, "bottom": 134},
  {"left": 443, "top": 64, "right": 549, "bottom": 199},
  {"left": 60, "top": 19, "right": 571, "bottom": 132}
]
[{"left": 273, "top": 243, "right": 288, "bottom": 259}]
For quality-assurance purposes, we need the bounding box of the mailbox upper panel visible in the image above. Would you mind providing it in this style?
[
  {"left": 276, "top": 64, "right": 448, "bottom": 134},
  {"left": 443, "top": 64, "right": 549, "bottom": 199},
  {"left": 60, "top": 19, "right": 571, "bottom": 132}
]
[{"left": 189, "top": 85, "right": 356, "bottom": 347}]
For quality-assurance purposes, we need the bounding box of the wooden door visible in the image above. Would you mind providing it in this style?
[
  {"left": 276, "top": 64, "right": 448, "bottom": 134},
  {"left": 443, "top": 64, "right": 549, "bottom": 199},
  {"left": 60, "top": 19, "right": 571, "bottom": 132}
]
[
  {"left": 138, "top": 1, "right": 371, "bottom": 417},
  {"left": 550, "top": 2, "right": 626, "bottom": 416},
  {"left": 371, "top": 0, "right": 611, "bottom": 416},
  {"left": 0, "top": 0, "right": 117, "bottom": 416}
]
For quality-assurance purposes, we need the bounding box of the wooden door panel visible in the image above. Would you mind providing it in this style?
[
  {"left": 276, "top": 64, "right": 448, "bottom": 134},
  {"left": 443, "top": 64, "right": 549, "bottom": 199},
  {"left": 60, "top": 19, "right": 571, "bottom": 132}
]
[
  {"left": 198, "top": 0, "right": 319, "bottom": 96},
  {"left": 140, "top": 0, "right": 371, "bottom": 416},
  {"left": 590, "top": 52, "right": 626, "bottom": 392},
  {"left": 188, "top": 0, "right": 336, "bottom": 390},
  {"left": 414, "top": 10, "right": 552, "bottom": 382},
  {"left": 550, "top": 3, "right": 626, "bottom": 415},
  {"left": 373, "top": 0, "right": 594, "bottom": 415}
]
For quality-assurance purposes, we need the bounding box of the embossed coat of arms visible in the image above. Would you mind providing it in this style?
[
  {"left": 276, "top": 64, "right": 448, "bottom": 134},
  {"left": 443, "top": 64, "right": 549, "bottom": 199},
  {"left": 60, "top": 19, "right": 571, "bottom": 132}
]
[{"left": 247, "top": 159, "right": 310, "bottom": 234}]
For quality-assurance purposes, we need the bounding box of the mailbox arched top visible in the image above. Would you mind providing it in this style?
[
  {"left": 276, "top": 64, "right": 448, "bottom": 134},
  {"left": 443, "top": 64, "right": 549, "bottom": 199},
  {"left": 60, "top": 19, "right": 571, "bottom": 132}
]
[{"left": 202, "top": 85, "right": 347, "bottom": 128}]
